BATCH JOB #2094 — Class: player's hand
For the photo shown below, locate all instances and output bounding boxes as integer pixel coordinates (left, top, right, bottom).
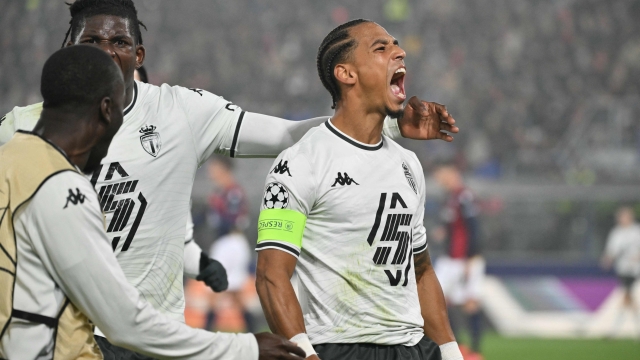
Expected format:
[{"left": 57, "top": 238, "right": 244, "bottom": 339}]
[
  {"left": 306, "top": 355, "right": 321, "bottom": 360},
  {"left": 398, "top": 97, "right": 458, "bottom": 142},
  {"left": 255, "top": 332, "right": 306, "bottom": 360},
  {"left": 196, "top": 253, "right": 228, "bottom": 292}
]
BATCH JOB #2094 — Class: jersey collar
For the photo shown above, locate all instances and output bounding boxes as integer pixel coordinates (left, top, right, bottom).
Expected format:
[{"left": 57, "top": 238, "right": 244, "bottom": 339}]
[
  {"left": 325, "top": 119, "right": 383, "bottom": 151},
  {"left": 123, "top": 81, "right": 138, "bottom": 116}
]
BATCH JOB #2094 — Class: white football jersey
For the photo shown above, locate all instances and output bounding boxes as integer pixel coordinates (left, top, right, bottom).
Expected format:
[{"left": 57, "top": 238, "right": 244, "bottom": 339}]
[
  {"left": 257, "top": 119, "right": 428, "bottom": 346},
  {"left": 3, "top": 81, "right": 243, "bottom": 321},
  {"left": 0, "top": 81, "right": 405, "bottom": 328}
]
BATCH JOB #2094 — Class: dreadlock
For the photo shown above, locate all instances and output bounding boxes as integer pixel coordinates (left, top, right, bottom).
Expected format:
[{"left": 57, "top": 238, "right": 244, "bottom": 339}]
[
  {"left": 61, "top": 0, "right": 147, "bottom": 48},
  {"left": 316, "top": 19, "right": 371, "bottom": 109}
]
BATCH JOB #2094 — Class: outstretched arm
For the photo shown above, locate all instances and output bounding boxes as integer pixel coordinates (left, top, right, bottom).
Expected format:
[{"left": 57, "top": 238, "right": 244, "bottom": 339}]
[
  {"left": 256, "top": 249, "right": 318, "bottom": 359},
  {"left": 229, "top": 97, "right": 458, "bottom": 158},
  {"left": 414, "top": 250, "right": 462, "bottom": 360}
]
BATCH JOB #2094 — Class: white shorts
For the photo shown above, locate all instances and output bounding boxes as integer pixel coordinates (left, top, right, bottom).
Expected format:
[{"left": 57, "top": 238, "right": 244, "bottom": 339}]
[
  {"left": 434, "top": 256, "right": 485, "bottom": 305},
  {"left": 210, "top": 233, "right": 251, "bottom": 292}
]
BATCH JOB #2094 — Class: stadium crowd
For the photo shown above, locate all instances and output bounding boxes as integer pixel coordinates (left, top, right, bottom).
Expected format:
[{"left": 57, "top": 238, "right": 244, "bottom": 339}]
[{"left": 2, "top": 0, "right": 639, "bottom": 182}]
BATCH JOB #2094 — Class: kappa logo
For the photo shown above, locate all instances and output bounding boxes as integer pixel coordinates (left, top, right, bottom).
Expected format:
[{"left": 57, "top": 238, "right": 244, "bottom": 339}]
[
  {"left": 63, "top": 188, "right": 87, "bottom": 209},
  {"left": 139, "top": 125, "right": 162, "bottom": 157},
  {"left": 331, "top": 172, "right": 359, "bottom": 187},
  {"left": 402, "top": 162, "right": 417, "bottom": 194},
  {"left": 188, "top": 88, "right": 203, "bottom": 96},
  {"left": 270, "top": 160, "right": 292, "bottom": 177}
]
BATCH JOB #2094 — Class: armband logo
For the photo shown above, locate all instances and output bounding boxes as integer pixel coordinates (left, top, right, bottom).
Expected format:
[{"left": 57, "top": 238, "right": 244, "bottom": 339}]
[
  {"left": 139, "top": 125, "right": 162, "bottom": 157},
  {"left": 263, "top": 182, "right": 289, "bottom": 209},
  {"left": 257, "top": 219, "right": 295, "bottom": 233}
]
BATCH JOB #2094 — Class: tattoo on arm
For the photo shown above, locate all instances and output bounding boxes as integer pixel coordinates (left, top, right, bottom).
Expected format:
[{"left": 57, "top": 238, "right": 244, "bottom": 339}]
[{"left": 414, "top": 251, "right": 432, "bottom": 283}]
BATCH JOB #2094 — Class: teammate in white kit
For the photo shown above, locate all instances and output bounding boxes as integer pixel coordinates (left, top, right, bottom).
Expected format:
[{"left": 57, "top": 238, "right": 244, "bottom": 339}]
[
  {"left": 0, "top": 1, "right": 458, "bottom": 357},
  {"left": 601, "top": 207, "right": 640, "bottom": 337},
  {"left": 256, "top": 20, "right": 462, "bottom": 360},
  {"left": 0, "top": 45, "right": 303, "bottom": 360}
]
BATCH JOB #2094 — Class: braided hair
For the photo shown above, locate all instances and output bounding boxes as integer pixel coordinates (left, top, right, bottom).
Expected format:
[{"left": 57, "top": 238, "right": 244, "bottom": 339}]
[
  {"left": 316, "top": 19, "right": 371, "bottom": 109},
  {"left": 61, "top": 0, "right": 147, "bottom": 48}
]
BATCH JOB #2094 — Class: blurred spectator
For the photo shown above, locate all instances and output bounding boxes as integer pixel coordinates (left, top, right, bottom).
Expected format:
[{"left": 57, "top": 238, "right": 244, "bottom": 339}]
[
  {"left": 3, "top": 0, "right": 639, "bottom": 183},
  {"left": 600, "top": 207, "right": 640, "bottom": 337},
  {"left": 433, "top": 164, "right": 485, "bottom": 359},
  {"left": 205, "top": 156, "right": 254, "bottom": 332}
]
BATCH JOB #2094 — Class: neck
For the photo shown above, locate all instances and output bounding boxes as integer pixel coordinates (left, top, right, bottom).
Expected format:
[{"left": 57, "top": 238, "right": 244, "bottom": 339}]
[
  {"left": 330, "top": 97, "right": 386, "bottom": 145},
  {"left": 124, "top": 79, "right": 135, "bottom": 106},
  {"left": 34, "top": 108, "right": 95, "bottom": 171}
]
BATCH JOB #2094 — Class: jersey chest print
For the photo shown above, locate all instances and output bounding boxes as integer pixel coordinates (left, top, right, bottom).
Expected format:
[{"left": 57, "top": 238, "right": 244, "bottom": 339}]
[
  {"left": 90, "top": 161, "right": 147, "bottom": 252},
  {"left": 367, "top": 192, "right": 414, "bottom": 287}
]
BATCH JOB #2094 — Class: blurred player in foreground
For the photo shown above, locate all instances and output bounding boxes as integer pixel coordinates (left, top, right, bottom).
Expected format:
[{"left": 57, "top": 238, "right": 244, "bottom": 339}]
[
  {"left": 601, "top": 206, "right": 640, "bottom": 337},
  {"left": 0, "top": 0, "right": 457, "bottom": 357},
  {"left": 256, "top": 19, "right": 461, "bottom": 360},
  {"left": 433, "top": 164, "right": 485, "bottom": 359},
  {"left": 0, "top": 45, "right": 304, "bottom": 360}
]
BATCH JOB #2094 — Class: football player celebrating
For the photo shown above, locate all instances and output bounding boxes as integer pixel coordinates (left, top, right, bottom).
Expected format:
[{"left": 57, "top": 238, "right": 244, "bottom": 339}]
[
  {"left": 255, "top": 20, "right": 462, "bottom": 360},
  {"left": 0, "top": 1, "right": 457, "bottom": 357},
  {"left": 0, "top": 45, "right": 303, "bottom": 360}
]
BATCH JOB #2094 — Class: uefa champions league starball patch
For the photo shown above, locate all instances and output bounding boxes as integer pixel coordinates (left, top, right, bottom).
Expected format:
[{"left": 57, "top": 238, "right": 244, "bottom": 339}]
[
  {"left": 139, "top": 125, "right": 162, "bottom": 157},
  {"left": 263, "top": 182, "right": 290, "bottom": 209}
]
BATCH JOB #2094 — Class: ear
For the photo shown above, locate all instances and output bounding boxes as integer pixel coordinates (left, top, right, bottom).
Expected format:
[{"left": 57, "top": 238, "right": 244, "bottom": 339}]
[
  {"left": 135, "top": 45, "right": 146, "bottom": 69},
  {"left": 334, "top": 64, "right": 357, "bottom": 86},
  {"left": 99, "top": 97, "right": 112, "bottom": 128}
]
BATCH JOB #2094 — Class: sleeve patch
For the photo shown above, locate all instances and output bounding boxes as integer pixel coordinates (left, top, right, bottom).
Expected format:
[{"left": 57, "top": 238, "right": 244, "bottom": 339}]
[
  {"left": 263, "top": 182, "right": 290, "bottom": 209},
  {"left": 257, "top": 209, "right": 307, "bottom": 249}
]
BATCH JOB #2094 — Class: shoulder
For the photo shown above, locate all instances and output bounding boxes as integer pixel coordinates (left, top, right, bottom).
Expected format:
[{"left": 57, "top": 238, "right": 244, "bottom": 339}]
[
  {"left": 29, "top": 171, "right": 97, "bottom": 214},
  {"left": 10, "top": 102, "right": 43, "bottom": 122},
  {"left": 386, "top": 138, "right": 425, "bottom": 179},
  {"left": 0, "top": 103, "right": 43, "bottom": 143},
  {"left": 280, "top": 123, "right": 326, "bottom": 160}
]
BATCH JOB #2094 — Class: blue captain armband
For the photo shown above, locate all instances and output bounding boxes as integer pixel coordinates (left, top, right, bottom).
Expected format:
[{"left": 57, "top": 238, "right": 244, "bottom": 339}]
[{"left": 256, "top": 209, "right": 307, "bottom": 257}]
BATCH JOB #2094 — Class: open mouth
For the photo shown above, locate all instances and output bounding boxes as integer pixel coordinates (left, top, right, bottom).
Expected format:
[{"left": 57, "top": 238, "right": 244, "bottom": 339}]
[{"left": 390, "top": 67, "right": 406, "bottom": 101}]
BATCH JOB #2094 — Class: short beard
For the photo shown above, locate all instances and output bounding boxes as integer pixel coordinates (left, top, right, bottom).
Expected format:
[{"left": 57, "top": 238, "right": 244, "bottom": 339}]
[{"left": 385, "top": 107, "right": 404, "bottom": 120}]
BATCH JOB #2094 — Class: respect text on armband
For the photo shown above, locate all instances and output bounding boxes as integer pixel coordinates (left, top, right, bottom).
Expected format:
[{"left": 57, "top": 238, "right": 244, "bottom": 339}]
[{"left": 258, "top": 219, "right": 295, "bottom": 233}]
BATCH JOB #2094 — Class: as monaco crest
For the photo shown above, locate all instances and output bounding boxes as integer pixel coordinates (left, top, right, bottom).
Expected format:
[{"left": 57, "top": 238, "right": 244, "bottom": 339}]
[{"left": 139, "top": 125, "right": 162, "bottom": 157}]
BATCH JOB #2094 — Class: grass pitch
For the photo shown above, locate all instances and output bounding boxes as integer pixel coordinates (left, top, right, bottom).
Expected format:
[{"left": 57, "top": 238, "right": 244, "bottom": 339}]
[{"left": 479, "top": 333, "right": 639, "bottom": 360}]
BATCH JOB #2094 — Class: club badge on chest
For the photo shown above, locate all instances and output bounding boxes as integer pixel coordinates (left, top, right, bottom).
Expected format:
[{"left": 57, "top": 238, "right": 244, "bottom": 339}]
[{"left": 139, "top": 125, "right": 162, "bottom": 157}]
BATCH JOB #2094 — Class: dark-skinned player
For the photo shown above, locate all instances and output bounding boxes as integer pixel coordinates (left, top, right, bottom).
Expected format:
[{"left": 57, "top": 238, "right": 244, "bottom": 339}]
[
  {"left": 0, "top": 1, "right": 458, "bottom": 358},
  {"left": 256, "top": 19, "right": 463, "bottom": 360},
  {"left": 0, "top": 45, "right": 304, "bottom": 360}
]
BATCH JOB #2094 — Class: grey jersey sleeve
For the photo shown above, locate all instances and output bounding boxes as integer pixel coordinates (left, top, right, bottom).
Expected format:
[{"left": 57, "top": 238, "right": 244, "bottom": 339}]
[
  {"left": 27, "top": 172, "right": 258, "bottom": 360},
  {"left": 228, "top": 112, "right": 401, "bottom": 158}
]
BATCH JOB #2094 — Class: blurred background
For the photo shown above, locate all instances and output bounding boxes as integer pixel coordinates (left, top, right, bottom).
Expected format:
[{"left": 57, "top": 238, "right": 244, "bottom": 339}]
[{"left": 2, "top": 0, "right": 639, "bottom": 358}]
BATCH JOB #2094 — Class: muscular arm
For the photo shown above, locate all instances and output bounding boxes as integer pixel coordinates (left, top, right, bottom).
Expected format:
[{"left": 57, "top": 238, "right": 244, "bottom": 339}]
[
  {"left": 256, "top": 249, "right": 305, "bottom": 337},
  {"left": 414, "top": 250, "right": 456, "bottom": 345}
]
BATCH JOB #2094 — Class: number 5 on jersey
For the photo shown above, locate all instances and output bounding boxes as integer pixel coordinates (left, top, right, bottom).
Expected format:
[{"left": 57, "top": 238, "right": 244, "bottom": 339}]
[{"left": 90, "top": 162, "right": 147, "bottom": 252}]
